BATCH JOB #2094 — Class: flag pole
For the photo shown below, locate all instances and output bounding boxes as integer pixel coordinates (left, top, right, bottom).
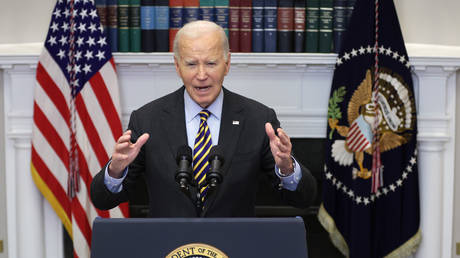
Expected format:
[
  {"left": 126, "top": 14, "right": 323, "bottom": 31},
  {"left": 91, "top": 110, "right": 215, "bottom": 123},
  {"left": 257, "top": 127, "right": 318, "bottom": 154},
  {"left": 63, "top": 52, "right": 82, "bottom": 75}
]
[{"left": 371, "top": 0, "right": 382, "bottom": 193}]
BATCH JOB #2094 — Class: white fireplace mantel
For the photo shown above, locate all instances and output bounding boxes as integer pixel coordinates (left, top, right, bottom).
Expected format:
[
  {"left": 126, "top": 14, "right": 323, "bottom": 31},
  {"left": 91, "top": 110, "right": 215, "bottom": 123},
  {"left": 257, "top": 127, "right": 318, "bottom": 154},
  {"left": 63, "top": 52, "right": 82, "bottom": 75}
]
[{"left": 1, "top": 43, "right": 459, "bottom": 258}]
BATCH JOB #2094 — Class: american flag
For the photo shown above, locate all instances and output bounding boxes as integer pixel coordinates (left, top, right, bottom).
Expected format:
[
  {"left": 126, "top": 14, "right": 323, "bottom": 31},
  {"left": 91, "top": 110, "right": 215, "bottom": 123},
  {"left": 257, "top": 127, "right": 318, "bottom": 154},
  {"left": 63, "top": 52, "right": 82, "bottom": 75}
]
[{"left": 31, "top": 0, "right": 129, "bottom": 257}]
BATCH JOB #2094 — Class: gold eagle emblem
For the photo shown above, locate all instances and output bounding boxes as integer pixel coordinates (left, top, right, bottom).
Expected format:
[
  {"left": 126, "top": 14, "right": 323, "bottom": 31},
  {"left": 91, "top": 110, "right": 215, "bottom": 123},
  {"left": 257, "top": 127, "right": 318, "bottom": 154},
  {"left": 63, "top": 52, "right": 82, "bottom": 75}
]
[{"left": 329, "top": 68, "right": 416, "bottom": 179}]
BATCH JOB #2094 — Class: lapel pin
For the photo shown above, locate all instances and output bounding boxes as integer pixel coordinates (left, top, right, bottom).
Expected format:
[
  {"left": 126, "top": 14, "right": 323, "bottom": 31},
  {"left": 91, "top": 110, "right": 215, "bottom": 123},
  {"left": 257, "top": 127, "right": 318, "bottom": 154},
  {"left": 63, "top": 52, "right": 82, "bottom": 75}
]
[{"left": 232, "top": 121, "right": 240, "bottom": 125}]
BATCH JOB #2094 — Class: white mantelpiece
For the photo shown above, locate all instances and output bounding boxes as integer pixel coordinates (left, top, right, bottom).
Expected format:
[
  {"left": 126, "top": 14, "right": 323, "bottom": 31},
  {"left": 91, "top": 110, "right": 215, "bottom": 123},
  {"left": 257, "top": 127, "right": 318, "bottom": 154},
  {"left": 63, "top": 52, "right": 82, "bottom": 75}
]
[{"left": 0, "top": 43, "right": 459, "bottom": 258}]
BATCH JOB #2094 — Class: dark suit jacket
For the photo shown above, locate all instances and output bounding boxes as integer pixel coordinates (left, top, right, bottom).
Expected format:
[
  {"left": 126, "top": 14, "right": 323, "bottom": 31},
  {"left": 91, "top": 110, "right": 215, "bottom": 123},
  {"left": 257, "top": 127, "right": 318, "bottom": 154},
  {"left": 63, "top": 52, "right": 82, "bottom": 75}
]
[{"left": 91, "top": 87, "right": 317, "bottom": 217}]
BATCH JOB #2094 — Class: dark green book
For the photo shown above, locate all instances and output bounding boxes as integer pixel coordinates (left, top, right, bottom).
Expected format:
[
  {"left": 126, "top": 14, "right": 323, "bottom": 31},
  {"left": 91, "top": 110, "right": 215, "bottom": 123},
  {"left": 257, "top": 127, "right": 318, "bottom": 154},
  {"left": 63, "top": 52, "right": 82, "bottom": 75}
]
[
  {"left": 118, "top": 0, "right": 130, "bottom": 52},
  {"left": 305, "top": 0, "right": 319, "bottom": 52},
  {"left": 129, "top": 0, "right": 141, "bottom": 52},
  {"left": 318, "top": 0, "right": 333, "bottom": 53}
]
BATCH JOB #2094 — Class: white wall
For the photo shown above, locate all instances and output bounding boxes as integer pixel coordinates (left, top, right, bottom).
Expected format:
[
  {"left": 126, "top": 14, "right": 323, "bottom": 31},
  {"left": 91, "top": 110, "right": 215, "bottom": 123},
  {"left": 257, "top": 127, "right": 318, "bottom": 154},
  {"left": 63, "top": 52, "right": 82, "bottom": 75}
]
[
  {"left": 0, "top": 0, "right": 55, "bottom": 44},
  {"left": 395, "top": 0, "right": 460, "bottom": 47},
  {"left": 0, "top": 0, "right": 460, "bottom": 257}
]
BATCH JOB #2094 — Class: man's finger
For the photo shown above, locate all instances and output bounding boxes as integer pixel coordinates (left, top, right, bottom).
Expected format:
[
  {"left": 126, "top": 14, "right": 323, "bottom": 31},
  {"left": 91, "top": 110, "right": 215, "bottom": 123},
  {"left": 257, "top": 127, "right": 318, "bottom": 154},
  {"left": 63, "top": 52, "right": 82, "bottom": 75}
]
[
  {"left": 265, "top": 122, "right": 277, "bottom": 141},
  {"left": 133, "top": 133, "right": 150, "bottom": 149},
  {"left": 117, "top": 130, "right": 132, "bottom": 143},
  {"left": 114, "top": 141, "right": 130, "bottom": 152},
  {"left": 277, "top": 128, "right": 291, "bottom": 145}
]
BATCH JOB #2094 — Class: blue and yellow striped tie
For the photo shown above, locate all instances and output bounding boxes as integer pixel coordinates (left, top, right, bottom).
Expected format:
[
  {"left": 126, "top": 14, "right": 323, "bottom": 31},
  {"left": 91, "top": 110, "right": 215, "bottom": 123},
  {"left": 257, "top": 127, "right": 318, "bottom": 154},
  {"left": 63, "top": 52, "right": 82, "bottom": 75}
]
[{"left": 193, "top": 110, "right": 212, "bottom": 202}]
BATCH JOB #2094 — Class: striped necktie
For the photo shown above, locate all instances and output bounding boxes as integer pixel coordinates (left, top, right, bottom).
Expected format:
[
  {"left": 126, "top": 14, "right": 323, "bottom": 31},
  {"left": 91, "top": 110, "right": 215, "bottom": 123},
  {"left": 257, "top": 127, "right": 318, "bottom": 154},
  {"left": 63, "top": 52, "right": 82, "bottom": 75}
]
[{"left": 193, "top": 110, "right": 212, "bottom": 202}]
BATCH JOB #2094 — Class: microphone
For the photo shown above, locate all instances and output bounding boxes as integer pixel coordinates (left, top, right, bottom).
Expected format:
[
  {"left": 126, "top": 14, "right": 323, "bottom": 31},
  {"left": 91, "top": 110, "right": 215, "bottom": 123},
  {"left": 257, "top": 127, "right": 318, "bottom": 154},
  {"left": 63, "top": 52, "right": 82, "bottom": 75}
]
[
  {"left": 175, "top": 145, "right": 193, "bottom": 192},
  {"left": 207, "top": 145, "right": 224, "bottom": 188}
]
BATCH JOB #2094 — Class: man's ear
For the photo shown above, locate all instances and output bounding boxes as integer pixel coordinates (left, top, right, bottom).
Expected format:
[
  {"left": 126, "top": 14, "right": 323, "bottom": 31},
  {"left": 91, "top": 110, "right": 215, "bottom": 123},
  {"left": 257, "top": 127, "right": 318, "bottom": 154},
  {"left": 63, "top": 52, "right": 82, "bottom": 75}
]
[
  {"left": 174, "top": 56, "right": 179, "bottom": 69},
  {"left": 173, "top": 56, "right": 181, "bottom": 75},
  {"left": 225, "top": 53, "right": 231, "bottom": 74}
]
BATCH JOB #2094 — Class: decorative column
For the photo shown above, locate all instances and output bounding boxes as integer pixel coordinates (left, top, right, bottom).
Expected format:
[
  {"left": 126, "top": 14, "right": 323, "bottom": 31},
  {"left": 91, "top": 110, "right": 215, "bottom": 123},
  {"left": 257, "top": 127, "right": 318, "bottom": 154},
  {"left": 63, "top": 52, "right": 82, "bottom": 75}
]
[
  {"left": 2, "top": 62, "right": 45, "bottom": 258},
  {"left": 417, "top": 141, "right": 445, "bottom": 258},
  {"left": 412, "top": 64, "right": 458, "bottom": 258},
  {"left": 14, "top": 137, "right": 44, "bottom": 258}
]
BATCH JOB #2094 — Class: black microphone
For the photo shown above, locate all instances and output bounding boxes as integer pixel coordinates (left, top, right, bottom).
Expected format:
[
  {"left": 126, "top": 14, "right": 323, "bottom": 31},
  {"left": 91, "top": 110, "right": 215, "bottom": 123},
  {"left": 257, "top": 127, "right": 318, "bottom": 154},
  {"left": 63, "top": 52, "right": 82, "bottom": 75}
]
[
  {"left": 175, "top": 145, "right": 193, "bottom": 192},
  {"left": 207, "top": 145, "right": 224, "bottom": 188}
]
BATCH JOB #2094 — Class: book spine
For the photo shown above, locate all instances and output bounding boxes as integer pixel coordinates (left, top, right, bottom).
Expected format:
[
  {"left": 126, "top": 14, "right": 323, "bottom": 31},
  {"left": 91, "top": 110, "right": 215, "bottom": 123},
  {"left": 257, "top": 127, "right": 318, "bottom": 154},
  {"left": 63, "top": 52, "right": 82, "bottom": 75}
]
[
  {"left": 333, "top": 0, "right": 347, "bottom": 53},
  {"left": 229, "top": 0, "right": 240, "bottom": 52},
  {"left": 155, "top": 0, "right": 169, "bottom": 52},
  {"left": 252, "top": 0, "right": 264, "bottom": 52},
  {"left": 200, "top": 0, "right": 215, "bottom": 22},
  {"left": 294, "top": 0, "right": 306, "bottom": 53},
  {"left": 129, "top": 0, "right": 141, "bottom": 52},
  {"left": 305, "top": 0, "right": 319, "bottom": 52},
  {"left": 141, "top": 0, "right": 155, "bottom": 52},
  {"left": 184, "top": 0, "right": 200, "bottom": 24},
  {"left": 215, "top": 0, "right": 229, "bottom": 37},
  {"left": 118, "top": 0, "right": 130, "bottom": 52},
  {"left": 95, "top": 0, "right": 108, "bottom": 33},
  {"left": 239, "top": 0, "right": 252, "bottom": 52},
  {"left": 277, "top": 0, "right": 294, "bottom": 53},
  {"left": 346, "top": 0, "right": 356, "bottom": 27},
  {"left": 264, "top": 0, "right": 277, "bottom": 52},
  {"left": 318, "top": 0, "right": 333, "bottom": 53},
  {"left": 107, "top": 0, "right": 118, "bottom": 52},
  {"left": 169, "top": 0, "right": 183, "bottom": 52}
]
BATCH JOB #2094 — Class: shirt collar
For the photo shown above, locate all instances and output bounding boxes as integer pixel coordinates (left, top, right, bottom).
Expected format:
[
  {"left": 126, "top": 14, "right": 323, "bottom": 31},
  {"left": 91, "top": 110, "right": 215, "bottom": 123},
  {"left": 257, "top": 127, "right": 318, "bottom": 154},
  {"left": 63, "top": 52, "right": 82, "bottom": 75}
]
[{"left": 184, "top": 88, "right": 223, "bottom": 123}]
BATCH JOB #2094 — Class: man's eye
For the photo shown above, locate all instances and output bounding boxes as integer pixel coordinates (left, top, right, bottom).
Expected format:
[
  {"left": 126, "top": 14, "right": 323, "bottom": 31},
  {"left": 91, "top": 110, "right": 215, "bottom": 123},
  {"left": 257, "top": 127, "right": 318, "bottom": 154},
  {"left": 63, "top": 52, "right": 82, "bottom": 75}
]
[
  {"left": 207, "top": 62, "right": 216, "bottom": 66},
  {"left": 186, "top": 63, "right": 196, "bottom": 67}
]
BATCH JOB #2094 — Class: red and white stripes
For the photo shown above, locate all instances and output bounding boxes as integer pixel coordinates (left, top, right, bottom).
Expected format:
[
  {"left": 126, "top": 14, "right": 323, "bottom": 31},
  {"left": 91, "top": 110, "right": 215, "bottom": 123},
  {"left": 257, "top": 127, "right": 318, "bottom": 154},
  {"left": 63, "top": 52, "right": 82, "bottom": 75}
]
[{"left": 32, "top": 48, "right": 129, "bottom": 258}]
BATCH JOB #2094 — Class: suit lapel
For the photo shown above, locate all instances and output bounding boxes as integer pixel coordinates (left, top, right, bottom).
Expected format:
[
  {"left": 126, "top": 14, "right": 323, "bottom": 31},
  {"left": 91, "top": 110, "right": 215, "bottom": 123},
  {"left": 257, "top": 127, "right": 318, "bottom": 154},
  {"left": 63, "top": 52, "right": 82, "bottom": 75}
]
[
  {"left": 160, "top": 87, "right": 188, "bottom": 162},
  {"left": 202, "top": 88, "right": 244, "bottom": 216},
  {"left": 218, "top": 88, "right": 244, "bottom": 178}
]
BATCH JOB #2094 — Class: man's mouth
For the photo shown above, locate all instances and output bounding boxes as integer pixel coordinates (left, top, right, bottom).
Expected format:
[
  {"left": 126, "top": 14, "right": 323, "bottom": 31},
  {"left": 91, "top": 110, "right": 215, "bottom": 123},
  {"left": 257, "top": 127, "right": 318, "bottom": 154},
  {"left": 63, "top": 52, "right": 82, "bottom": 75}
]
[{"left": 194, "top": 86, "right": 211, "bottom": 92}]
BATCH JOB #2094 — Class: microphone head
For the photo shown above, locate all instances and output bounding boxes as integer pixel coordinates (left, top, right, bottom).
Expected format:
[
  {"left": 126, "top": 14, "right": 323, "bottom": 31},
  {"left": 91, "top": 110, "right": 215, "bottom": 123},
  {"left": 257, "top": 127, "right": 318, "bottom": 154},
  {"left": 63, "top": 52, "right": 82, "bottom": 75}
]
[
  {"left": 209, "top": 145, "right": 224, "bottom": 164},
  {"left": 176, "top": 145, "right": 192, "bottom": 164}
]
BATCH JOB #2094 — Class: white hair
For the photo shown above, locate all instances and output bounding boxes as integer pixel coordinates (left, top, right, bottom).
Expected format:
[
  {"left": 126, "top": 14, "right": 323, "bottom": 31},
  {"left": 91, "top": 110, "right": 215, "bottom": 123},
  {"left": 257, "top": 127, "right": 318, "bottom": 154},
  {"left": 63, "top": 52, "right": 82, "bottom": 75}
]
[{"left": 173, "top": 20, "right": 229, "bottom": 62}]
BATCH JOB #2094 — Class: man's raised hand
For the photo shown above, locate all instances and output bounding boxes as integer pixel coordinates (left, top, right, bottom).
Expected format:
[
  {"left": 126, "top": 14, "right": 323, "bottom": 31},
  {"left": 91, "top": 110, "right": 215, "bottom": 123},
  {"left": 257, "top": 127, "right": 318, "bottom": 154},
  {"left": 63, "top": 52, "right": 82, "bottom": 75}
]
[{"left": 108, "top": 130, "right": 149, "bottom": 178}]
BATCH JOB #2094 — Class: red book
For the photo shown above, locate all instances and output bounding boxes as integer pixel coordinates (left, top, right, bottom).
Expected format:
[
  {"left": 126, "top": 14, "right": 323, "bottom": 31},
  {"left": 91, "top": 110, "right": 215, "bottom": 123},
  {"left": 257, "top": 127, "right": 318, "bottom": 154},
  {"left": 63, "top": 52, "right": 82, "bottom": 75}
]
[
  {"left": 229, "top": 0, "right": 240, "bottom": 52},
  {"left": 169, "top": 0, "right": 184, "bottom": 51},
  {"left": 239, "top": 0, "right": 252, "bottom": 52}
]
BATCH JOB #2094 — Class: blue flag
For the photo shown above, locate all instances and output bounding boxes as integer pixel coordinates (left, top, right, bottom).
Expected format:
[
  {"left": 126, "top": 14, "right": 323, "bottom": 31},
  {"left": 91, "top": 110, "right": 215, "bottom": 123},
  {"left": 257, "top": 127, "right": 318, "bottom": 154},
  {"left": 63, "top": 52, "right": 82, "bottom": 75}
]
[{"left": 318, "top": 0, "right": 421, "bottom": 257}]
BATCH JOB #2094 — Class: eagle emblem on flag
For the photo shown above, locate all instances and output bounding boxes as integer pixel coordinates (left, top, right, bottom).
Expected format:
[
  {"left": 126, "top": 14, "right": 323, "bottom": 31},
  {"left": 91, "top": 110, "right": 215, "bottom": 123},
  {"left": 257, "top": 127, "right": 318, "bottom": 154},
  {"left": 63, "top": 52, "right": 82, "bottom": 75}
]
[{"left": 328, "top": 68, "right": 416, "bottom": 182}]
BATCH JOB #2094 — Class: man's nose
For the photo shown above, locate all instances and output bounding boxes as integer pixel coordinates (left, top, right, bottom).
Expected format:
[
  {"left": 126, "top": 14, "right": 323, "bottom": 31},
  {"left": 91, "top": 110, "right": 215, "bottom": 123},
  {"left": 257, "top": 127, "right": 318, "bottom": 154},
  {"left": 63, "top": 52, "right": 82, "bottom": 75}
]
[{"left": 196, "top": 65, "right": 208, "bottom": 80}]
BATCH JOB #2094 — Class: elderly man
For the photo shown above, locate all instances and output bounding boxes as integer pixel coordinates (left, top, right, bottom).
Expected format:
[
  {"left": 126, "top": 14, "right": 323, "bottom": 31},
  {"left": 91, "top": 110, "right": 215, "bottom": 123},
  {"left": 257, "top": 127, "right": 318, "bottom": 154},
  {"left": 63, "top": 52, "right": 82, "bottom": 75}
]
[{"left": 90, "top": 20, "right": 317, "bottom": 217}]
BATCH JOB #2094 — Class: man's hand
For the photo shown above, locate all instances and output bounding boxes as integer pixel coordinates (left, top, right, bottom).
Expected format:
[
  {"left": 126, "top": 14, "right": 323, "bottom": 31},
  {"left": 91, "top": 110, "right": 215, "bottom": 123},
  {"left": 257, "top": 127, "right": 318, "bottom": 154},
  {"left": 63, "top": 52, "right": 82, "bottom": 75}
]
[
  {"left": 265, "top": 123, "right": 294, "bottom": 175},
  {"left": 108, "top": 130, "right": 150, "bottom": 178}
]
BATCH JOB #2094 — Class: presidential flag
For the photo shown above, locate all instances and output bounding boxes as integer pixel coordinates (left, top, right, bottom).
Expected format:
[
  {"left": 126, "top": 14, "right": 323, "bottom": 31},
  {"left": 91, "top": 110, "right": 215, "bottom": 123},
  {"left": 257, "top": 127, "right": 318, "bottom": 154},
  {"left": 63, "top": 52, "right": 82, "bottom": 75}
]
[
  {"left": 31, "top": 0, "right": 129, "bottom": 257},
  {"left": 318, "top": 0, "right": 421, "bottom": 257}
]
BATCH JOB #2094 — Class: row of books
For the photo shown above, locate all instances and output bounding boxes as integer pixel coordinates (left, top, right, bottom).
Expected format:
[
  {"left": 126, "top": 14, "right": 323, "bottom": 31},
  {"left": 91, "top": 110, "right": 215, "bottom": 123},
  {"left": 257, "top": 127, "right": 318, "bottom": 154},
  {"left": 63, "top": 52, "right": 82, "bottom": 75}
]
[{"left": 95, "top": 0, "right": 357, "bottom": 53}]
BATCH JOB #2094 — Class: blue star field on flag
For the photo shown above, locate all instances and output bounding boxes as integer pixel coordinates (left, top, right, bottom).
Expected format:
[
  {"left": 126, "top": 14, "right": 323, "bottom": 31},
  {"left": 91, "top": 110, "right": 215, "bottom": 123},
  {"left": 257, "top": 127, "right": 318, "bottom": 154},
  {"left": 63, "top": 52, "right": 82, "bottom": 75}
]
[{"left": 45, "top": 0, "right": 111, "bottom": 96}]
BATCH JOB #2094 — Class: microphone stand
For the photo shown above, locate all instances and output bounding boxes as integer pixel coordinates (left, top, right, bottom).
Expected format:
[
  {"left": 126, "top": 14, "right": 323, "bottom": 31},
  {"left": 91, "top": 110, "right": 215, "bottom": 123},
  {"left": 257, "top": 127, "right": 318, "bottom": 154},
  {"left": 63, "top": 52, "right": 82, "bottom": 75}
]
[{"left": 195, "top": 191, "right": 203, "bottom": 217}]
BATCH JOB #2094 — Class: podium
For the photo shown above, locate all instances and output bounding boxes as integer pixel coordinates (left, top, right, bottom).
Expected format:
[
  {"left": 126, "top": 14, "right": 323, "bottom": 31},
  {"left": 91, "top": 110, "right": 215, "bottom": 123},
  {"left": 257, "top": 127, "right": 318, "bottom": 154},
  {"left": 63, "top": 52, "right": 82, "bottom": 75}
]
[{"left": 91, "top": 217, "right": 308, "bottom": 258}]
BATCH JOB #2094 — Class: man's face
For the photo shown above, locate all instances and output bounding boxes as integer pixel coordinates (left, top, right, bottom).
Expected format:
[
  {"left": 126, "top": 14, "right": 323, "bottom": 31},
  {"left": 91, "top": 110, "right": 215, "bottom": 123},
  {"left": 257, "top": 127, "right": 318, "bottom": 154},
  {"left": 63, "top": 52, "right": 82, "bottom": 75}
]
[{"left": 174, "top": 31, "right": 230, "bottom": 108}]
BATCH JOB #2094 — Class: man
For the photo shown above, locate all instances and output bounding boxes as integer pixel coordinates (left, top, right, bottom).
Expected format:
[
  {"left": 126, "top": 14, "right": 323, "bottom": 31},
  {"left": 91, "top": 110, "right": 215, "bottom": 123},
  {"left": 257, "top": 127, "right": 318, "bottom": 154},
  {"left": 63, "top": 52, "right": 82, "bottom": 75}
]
[{"left": 90, "top": 20, "right": 317, "bottom": 217}]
